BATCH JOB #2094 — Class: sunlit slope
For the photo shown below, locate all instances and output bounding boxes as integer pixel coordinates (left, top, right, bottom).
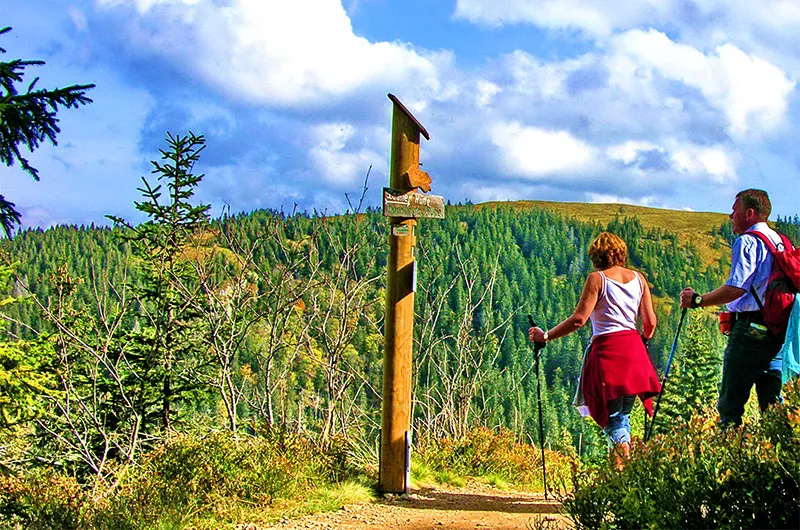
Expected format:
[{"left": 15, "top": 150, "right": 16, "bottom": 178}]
[{"left": 474, "top": 200, "right": 730, "bottom": 269}]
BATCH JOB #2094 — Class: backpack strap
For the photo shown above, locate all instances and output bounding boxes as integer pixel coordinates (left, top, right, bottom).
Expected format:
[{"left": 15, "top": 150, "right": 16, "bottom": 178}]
[
  {"left": 743, "top": 230, "right": 782, "bottom": 313},
  {"left": 744, "top": 230, "right": 781, "bottom": 255}
]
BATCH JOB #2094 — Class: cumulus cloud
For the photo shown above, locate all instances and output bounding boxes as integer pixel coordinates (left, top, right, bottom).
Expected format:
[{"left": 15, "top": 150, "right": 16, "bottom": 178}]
[
  {"left": 454, "top": 0, "right": 674, "bottom": 36},
  {"left": 586, "top": 193, "right": 659, "bottom": 207},
  {"left": 475, "top": 80, "right": 502, "bottom": 107},
  {"left": 454, "top": 1, "right": 800, "bottom": 44},
  {"left": 606, "top": 139, "right": 738, "bottom": 183},
  {"left": 308, "top": 123, "right": 384, "bottom": 187},
  {"left": 608, "top": 29, "right": 794, "bottom": 139},
  {"left": 490, "top": 122, "right": 597, "bottom": 177},
  {"left": 99, "top": 0, "right": 445, "bottom": 107}
]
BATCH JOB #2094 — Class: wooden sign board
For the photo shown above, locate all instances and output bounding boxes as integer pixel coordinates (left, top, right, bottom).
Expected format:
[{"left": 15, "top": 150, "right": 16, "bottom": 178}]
[{"left": 383, "top": 188, "right": 445, "bottom": 219}]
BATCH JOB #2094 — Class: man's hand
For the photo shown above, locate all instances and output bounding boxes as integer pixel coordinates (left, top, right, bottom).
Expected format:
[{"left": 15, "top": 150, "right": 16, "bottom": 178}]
[{"left": 680, "top": 288, "right": 699, "bottom": 309}]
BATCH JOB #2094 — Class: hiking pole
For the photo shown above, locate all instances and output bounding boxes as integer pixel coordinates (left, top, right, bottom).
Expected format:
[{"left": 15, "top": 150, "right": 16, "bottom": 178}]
[
  {"left": 645, "top": 307, "right": 688, "bottom": 442},
  {"left": 527, "top": 315, "right": 549, "bottom": 500}
]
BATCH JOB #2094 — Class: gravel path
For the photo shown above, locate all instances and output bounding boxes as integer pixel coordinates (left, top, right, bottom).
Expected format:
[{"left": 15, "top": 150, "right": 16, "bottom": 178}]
[{"left": 260, "top": 484, "right": 572, "bottom": 530}]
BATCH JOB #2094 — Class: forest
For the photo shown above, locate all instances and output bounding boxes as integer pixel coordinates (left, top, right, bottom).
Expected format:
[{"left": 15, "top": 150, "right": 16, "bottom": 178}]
[{"left": 0, "top": 133, "right": 798, "bottom": 528}]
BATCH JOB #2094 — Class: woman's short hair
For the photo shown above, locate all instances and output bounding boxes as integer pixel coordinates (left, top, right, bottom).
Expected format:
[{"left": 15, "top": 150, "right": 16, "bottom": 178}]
[{"left": 589, "top": 232, "right": 628, "bottom": 269}]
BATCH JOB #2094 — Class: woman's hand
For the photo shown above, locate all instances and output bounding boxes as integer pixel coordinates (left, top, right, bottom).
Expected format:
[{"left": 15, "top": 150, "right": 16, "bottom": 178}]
[{"left": 529, "top": 326, "right": 548, "bottom": 342}]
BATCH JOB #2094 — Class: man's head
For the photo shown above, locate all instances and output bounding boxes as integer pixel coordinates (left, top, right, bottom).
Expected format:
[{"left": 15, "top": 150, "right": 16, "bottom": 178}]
[
  {"left": 589, "top": 232, "right": 628, "bottom": 270},
  {"left": 731, "top": 189, "right": 771, "bottom": 234}
]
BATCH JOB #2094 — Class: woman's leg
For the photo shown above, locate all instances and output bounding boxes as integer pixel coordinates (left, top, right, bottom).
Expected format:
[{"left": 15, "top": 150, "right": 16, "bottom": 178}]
[{"left": 605, "top": 395, "right": 635, "bottom": 469}]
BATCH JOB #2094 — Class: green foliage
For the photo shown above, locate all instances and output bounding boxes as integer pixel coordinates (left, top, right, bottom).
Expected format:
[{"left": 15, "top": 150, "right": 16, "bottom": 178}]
[
  {"left": 108, "top": 132, "right": 212, "bottom": 432},
  {"left": 654, "top": 310, "right": 723, "bottom": 435},
  {"left": 0, "top": 338, "right": 56, "bottom": 430},
  {"left": 565, "top": 379, "right": 800, "bottom": 529},
  {"left": 0, "top": 431, "right": 341, "bottom": 529},
  {"left": 97, "top": 431, "right": 330, "bottom": 528},
  {"left": 0, "top": 27, "right": 94, "bottom": 236},
  {"left": 415, "top": 427, "right": 577, "bottom": 493},
  {"left": 0, "top": 199, "right": 727, "bottom": 464}
]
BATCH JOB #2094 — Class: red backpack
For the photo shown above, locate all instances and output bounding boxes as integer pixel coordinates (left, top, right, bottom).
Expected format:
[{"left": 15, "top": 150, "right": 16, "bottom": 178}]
[{"left": 744, "top": 230, "right": 800, "bottom": 337}]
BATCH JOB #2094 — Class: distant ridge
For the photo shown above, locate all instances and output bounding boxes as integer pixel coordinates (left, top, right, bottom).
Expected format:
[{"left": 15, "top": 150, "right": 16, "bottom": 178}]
[{"left": 472, "top": 200, "right": 730, "bottom": 268}]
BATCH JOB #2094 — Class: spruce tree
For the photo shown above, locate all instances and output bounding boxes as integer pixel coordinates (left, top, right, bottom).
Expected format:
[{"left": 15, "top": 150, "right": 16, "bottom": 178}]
[
  {"left": 657, "top": 311, "right": 722, "bottom": 431},
  {"left": 109, "top": 132, "right": 211, "bottom": 431},
  {"left": 0, "top": 27, "right": 94, "bottom": 236}
]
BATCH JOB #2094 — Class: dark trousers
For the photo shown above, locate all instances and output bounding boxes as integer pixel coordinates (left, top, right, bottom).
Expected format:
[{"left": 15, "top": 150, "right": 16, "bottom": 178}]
[{"left": 718, "top": 314, "right": 783, "bottom": 426}]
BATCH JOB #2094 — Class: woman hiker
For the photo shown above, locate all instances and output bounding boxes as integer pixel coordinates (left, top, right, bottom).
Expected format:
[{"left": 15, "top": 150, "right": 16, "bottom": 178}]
[{"left": 529, "top": 231, "right": 661, "bottom": 468}]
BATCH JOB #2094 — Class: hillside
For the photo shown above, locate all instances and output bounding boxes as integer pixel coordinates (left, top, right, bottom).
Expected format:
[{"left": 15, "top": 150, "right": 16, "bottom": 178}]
[{"left": 476, "top": 200, "right": 730, "bottom": 268}]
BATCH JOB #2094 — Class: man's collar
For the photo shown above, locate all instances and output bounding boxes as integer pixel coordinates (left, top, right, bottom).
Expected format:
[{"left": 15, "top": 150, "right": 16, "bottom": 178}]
[{"left": 745, "top": 221, "right": 768, "bottom": 232}]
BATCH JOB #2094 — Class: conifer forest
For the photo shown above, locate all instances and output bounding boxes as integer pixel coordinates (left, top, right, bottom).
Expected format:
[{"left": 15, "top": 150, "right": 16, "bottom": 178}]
[{"left": 0, "top": 134, "right": 799, "bottom": 528}]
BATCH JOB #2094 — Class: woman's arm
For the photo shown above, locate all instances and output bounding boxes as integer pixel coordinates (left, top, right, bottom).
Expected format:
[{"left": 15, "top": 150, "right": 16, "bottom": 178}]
[
  {"left": 529, "top": 272, "right": 602, "bottom": 342},
  {"left": 638, "top": 271, "right": 657, "bottom": 340}
]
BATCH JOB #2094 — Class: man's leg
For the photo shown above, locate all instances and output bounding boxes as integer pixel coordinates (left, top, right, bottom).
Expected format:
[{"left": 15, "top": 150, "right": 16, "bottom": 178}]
[
  {"left": 718, "top": 322, "right": 759, "bottom": 427},
  {"left": 755, "top": 369, "right": 782, "bottom": 412},
  {"left": 719, "top": 319, "right": 783, "bottom": 425}
]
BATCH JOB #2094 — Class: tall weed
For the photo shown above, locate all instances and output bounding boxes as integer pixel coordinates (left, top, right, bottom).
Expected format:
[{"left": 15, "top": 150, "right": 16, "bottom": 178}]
[{"left": 0, "top": 431, "right": 336, "bottom": 529}]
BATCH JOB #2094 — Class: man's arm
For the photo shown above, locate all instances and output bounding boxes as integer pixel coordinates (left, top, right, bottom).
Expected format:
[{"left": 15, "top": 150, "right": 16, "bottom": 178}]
[{"left": 680, "top": 285, "right": 745, "bottom": 309}]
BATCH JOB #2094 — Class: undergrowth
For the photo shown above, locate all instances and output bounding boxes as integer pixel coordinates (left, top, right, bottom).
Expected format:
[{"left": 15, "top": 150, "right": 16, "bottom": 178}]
[
  {"left": 415, "top": 426, "right": 578, "bottom": 494},
  {"left": 0, "top": 430, "right": 366, "bottom": 529},
  {"left": 565, "top": 379, "right": 800, "bottom": 529}
]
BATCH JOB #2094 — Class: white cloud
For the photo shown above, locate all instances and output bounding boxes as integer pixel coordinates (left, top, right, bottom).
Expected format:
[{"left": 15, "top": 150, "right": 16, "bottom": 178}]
[
  {"left": 453, "top": 1, "right": 800, "bottom": 44},
  {"left": 308, "top": 123, "right": 383, "bottom": 187},
  {"left": 606, "top": 138, "right": 738, "bottom": 183},
  {"left": 606, "top": 141, "right": 659, "bottom": 165},
  {"left": 68, "top": 7, "right": 89, "bottom": 31},
  {"left": 608, "top": 29, "right": 794, "bottom": 139},
  {"left": 490, "top": 122, "right": 596, "bottom": 177},
  {"left": 586, "top": 193, "right": 658, "bottom": 207},
  {"left": 717, "top": 44, "right": 795, "bottom": 137},
  {"left": 669, "top": 143, "right": 737, "bottom": 183},
  {"left": 475, "top": 80, "right": 501, "bottom": 107},
  {"left": 454, "top": 0, "right": 674, "bottom": 36},
  {"left": 101, "top": 0, "right": 445, "bottom": 107},
  {"left": 98, "top": 0, "right": 200, "bottom": 12}
]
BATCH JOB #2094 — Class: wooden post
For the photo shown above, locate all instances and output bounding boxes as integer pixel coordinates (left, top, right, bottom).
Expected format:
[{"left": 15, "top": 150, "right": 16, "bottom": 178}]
[{"left": 380, "top": 94, "right": 429, "bottom": 494}]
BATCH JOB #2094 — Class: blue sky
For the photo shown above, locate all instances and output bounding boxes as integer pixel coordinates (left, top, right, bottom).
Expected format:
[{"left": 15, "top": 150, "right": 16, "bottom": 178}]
[{"left": 2, "top": 0, "right": 800, "bottom": 230}]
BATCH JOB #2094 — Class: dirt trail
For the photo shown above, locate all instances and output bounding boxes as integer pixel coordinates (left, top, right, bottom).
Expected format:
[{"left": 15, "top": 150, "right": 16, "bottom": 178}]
[{"left": 262, "top": 484, "right": 571, "bottom": 530}]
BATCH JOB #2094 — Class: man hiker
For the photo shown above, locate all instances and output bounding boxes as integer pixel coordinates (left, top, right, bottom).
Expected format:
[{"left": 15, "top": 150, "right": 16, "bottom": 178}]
[{"left": 680, "top": 189, "right": 784, "bottom": 427}]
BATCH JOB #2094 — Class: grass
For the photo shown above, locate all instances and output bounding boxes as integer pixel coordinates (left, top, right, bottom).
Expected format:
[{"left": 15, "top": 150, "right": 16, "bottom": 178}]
[
  {"left": 302, "top": 480, "right": 376, "bottom": 513},
  {"left": 410, "top": 460, "right": 468, "bottom": 489}
]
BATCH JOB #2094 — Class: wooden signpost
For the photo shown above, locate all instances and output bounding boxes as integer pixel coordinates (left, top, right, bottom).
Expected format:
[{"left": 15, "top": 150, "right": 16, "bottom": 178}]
[{"left": 380, "top": 94, "right": 443, "bottom": 494}]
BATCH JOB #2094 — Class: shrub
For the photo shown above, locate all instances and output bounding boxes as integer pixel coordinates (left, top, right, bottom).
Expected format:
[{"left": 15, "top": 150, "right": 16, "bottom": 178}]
[
  {"left": 564, "top": 379, "right": 800, "bottom": 529},
  {"left": 97, "top": 430, "right": 332, "bottom": 528},
  {"left": 415, "top": 426, "right": 577, "bottom": 493},
  {"left": 0, "top": 469, "right": 90, "bottom": 529}
]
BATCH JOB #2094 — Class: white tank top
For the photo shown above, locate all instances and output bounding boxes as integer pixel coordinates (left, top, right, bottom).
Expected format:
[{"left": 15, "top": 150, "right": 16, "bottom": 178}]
[{"left": 591, "top": 270, "right": 643, "bottom": 337}]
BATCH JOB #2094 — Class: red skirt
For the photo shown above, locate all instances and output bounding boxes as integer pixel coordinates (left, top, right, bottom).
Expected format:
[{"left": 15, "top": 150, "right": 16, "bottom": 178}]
[{"left": 580, "top": 329, "right": 662, "bottom": 428}]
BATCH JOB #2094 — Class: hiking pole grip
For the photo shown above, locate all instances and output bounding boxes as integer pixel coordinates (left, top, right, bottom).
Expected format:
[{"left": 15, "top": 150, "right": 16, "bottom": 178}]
[{"left": 527, "top": 315, "right": 547, "bottom": 354}]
